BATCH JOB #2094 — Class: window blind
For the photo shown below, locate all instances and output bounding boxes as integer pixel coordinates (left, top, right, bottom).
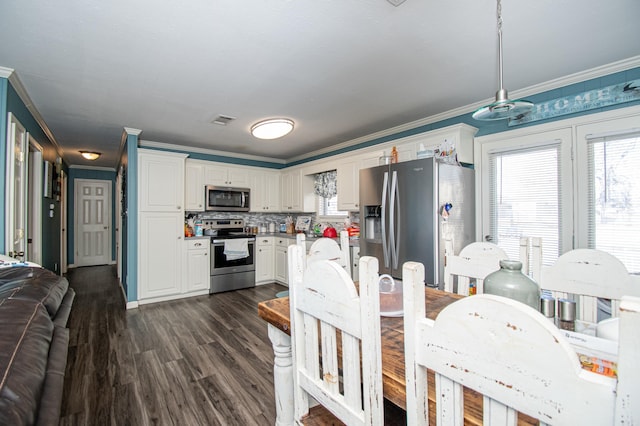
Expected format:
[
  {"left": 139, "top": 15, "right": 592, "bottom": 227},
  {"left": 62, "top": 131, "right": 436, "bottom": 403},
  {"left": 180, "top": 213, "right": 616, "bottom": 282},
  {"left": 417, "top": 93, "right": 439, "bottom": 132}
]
[
  {"left": 488, "top": 141, "right": 562, "bottom": 268},
  {"left": 586, "top": 131, "right": 640, "bottom": 273}
]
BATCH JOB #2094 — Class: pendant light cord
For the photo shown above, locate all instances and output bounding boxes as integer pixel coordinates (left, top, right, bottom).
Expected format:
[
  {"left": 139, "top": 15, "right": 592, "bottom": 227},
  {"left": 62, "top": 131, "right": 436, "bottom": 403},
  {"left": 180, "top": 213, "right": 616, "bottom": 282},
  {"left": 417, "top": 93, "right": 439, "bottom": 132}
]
[{"left": 497, "top": 0, "right": 504, "bottom": 93}]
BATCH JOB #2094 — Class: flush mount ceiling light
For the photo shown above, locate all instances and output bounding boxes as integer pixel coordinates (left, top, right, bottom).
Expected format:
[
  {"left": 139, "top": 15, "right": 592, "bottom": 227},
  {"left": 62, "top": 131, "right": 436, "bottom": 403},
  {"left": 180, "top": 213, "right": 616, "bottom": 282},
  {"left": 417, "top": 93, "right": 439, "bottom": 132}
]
[
  {"left": 473, "top": 0, "right": 533, "bottom": 121},
  {"left": 80, "top": 151, "right": 101, "bottom": 160},
  {"left": 250, "top": 118, "right": 294, "bottom": 140}
]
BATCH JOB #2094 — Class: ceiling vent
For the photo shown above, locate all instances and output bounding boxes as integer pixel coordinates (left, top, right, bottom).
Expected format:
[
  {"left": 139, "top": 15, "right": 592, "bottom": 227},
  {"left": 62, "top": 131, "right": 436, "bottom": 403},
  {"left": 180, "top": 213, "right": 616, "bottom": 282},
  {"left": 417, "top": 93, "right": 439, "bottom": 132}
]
[{"left": 211, "top": 115, "right": 236, "bottom": 126}]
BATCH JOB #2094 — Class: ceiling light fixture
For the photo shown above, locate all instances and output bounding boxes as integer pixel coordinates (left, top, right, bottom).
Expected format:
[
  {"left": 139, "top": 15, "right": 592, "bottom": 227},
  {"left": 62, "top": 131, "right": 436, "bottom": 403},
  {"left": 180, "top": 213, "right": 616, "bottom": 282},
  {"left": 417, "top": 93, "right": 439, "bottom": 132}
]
[
  {"left": 80, "top": 151, "right": 101, "bottom": 160},
  {"left": 472, "top": 0, "right": 533, "bottom": 121},
  {"left": 250, "top": 118, "right": 294, "bottom": 140}
]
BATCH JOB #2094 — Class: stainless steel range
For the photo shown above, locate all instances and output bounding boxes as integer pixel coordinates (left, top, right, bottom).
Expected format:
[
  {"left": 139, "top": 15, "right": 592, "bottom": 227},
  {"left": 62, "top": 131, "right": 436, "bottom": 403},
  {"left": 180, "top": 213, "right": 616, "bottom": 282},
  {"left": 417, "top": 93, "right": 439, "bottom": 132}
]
[{"left": 206, "top": 219, "right": 256, "bottom": 294}]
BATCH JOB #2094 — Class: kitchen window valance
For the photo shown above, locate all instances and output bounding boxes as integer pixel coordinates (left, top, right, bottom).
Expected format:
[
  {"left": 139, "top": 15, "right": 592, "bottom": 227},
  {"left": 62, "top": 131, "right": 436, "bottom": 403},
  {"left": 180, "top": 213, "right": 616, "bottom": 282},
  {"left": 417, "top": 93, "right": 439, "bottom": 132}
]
[{"left": 314, "top": 170, "right": 337, "bottom": 198}]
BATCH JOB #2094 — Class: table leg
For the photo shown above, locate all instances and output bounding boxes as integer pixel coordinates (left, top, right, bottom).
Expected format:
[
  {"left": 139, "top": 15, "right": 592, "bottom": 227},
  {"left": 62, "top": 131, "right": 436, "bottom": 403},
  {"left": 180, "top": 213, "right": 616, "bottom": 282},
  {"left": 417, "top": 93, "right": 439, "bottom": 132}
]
[{"left": 267, "top": 324, "right": 294, "bottom": 426}]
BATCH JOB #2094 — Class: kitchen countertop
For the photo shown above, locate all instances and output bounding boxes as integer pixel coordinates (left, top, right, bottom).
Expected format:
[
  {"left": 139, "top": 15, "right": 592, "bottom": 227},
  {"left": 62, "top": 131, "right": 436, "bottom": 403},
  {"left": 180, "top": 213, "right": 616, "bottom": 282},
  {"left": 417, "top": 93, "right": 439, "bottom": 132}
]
[{"left": 256, "top": 232, "right": 360, "bottom": 247}]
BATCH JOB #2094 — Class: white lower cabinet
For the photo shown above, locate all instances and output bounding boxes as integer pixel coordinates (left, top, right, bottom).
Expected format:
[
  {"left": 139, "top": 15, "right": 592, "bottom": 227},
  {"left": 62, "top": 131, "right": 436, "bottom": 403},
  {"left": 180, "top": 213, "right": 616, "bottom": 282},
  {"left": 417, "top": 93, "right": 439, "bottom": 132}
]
[
  {"left": 185, "top": 238, "right": 210, "bottom": 292},
  {"left": 138, "top": 212, "right": 184, "bottom": 300},
  {"left": 256, "top": 237, "right": 275, "bottom": 284},
  {"left": 274, "top": 238, "right": 289, "bottom": 285}
]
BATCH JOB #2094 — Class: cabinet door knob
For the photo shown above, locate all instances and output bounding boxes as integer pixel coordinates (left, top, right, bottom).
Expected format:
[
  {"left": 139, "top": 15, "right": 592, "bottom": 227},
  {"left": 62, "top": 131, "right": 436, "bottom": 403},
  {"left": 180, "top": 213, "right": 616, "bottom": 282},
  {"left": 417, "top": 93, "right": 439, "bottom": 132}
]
[{"left": 177, "top": 206, "right": 181, "bottom": 210}]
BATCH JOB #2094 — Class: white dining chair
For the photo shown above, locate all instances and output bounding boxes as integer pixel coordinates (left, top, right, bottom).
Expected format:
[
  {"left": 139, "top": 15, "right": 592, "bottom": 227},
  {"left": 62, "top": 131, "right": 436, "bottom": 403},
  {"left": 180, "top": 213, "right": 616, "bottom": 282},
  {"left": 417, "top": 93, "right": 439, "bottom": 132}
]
[
  {"left": 443, "top": 240, "right": 508, "bottom": 295},
  {"left": 403, "top": 260, "right": 640, "bottom": 425},
  {"left": 539, "top": 248, "right": 640, "bottom": 323},
  {"left": 288, "top": 244, "right": 383, "bottom": 425},
  {"left": 307, "top": 230, "right": 351, "bottom": 278},
  {"left": 519, "top": 236, "right": 543, "bottom": 282}
]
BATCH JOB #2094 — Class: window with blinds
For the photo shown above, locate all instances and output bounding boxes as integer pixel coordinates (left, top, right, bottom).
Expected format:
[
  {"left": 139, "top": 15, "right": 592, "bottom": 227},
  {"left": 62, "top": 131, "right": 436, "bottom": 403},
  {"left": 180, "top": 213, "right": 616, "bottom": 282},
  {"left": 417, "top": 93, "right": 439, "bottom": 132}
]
[
  {"left": 586, "top": 132, "right": 640, "bottom": 274},
  {"left": 488, "top": 142, "right": 563, "bottom": 268},
  {"left": 317, "top": 194, "right": 347, "bottom": 218}
]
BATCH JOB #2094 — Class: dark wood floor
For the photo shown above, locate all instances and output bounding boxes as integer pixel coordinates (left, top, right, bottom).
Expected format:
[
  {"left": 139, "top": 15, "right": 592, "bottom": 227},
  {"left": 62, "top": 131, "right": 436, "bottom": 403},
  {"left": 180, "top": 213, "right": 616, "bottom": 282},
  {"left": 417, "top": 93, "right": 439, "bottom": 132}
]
[{"left": 60, "top": 265, "right": 284, "bottom": 426}]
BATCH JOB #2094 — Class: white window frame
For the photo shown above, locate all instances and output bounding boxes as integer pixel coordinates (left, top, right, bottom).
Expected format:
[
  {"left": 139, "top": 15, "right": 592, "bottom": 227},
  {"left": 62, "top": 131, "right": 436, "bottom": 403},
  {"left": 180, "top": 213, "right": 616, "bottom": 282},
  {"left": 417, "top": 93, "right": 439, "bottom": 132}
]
[
  {"left": 475, "top": 105, "right": 640, "bottom": 263},
  {"left": 575, "top": 113, "right": 640, "bottom": 250},
  {"left": 476, "top": 127, "right": 574, "bottom": 259}
]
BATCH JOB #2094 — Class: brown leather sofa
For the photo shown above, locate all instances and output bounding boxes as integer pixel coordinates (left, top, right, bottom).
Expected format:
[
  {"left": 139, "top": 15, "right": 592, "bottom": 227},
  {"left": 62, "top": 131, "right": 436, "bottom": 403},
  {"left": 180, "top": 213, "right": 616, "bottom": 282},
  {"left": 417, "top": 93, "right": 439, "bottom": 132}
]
[{"left": 0, "top": 266, "right": 75, "bottom": 426}]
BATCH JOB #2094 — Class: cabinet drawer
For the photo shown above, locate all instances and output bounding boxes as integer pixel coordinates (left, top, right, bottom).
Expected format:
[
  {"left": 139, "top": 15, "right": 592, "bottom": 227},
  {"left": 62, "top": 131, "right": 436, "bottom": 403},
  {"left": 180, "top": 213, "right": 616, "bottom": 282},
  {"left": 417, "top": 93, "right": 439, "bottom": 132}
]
[
  {"left": 186, "top": 239, "right": 209, "bottom": 250},
  {"left": 257, "top": 237, "right": 274, "bottom": 247},
  {"left": 275, "top": 238, "right": 293, "bottom": 248}
]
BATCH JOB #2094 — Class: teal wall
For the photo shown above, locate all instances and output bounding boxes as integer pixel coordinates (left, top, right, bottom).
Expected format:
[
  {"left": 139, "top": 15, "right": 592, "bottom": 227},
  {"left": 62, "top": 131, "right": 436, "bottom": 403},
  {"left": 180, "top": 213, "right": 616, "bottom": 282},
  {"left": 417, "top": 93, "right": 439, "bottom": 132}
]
[
  {"left": 67, "top": 168, "right": 117, "bottom": 265},
  {"left": 1, "top": 76, "right": 63, "bottom": 272},
  {"left": 125, "top": 132, "right": 138, "bottom": 303}
]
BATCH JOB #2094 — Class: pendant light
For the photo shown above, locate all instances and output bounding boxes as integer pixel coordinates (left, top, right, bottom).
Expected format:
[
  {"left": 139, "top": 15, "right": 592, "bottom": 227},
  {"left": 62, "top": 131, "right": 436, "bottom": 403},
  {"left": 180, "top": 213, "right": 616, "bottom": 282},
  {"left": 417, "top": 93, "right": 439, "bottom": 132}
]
[{"left": 473, "top": 0, "right": 533, "bottom": 121}]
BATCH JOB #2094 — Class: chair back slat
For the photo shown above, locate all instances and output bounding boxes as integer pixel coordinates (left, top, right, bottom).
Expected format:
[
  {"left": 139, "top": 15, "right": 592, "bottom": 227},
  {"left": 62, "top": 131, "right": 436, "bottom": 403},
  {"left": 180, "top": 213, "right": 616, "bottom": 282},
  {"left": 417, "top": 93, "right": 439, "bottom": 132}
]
[{"left": 483, "top": 396, "right": 517, "bottom": 426}]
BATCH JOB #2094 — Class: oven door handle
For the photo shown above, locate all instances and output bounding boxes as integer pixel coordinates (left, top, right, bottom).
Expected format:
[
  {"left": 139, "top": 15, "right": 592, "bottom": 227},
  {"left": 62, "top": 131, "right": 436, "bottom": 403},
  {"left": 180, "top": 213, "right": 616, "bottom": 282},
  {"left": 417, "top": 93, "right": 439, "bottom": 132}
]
[{"left": 212, "top": 238, "right": 256, "bottom": 245}]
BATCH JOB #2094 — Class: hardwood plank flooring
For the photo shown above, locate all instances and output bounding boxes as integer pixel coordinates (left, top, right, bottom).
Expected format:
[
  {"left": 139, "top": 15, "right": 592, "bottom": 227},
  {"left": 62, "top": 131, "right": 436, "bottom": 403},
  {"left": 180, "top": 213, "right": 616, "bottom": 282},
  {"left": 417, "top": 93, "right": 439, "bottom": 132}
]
[{"left": 60, "top": 265, "right": 283, "bottom": 426}]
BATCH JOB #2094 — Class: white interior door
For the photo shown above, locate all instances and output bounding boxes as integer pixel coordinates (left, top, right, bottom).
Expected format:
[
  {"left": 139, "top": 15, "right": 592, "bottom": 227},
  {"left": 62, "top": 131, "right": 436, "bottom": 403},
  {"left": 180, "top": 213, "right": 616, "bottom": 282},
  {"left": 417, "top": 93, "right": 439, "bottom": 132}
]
[
  {"left": 75, "top": 179, "right": 111, "bottom": 266},
  {"left": 5, "top": 113, "right": 27, "bottom": 260}
]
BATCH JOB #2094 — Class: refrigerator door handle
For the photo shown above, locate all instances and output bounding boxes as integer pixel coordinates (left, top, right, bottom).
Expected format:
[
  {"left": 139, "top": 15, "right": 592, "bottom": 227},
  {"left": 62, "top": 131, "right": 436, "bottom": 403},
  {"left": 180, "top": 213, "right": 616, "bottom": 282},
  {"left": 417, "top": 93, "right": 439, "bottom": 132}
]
[
  {"left": 389, "top": 170, "right": 399, "bottom": 269},
  {"left": 391, "top": 170, "right": 400, "bottom": 269},
  {"left": 381, "top": 171, "right": 390, "bottom": 268}
]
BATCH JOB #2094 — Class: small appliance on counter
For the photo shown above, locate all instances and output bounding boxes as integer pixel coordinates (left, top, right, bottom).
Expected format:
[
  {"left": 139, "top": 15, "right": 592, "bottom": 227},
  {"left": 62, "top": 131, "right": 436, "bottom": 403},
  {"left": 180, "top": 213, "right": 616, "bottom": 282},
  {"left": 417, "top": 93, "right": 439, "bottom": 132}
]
[{"left": 323, "top": 226, "right": 338, "bottom": 238}]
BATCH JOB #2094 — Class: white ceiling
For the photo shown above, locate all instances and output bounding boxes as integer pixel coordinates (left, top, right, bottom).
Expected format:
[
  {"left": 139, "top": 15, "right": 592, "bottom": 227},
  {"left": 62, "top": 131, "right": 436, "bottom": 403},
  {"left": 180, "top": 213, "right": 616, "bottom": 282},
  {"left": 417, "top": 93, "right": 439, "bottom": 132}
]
[{"left": 1, "top": 0, "right": 639, "bottom": 168}]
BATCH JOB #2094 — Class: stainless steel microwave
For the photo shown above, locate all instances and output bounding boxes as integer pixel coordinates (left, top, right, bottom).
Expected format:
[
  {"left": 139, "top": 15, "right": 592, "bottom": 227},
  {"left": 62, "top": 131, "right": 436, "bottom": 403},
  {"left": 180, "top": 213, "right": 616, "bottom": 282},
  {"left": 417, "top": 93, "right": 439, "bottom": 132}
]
[{"left": 205, "top": 185, "right": 251, "bottom": 212}]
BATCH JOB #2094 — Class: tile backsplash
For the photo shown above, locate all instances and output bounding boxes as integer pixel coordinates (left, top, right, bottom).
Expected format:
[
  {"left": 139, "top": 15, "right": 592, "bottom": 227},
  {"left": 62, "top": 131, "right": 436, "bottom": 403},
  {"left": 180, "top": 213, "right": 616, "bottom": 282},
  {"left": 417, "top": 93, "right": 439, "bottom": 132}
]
[{"left": 186, "top": 211, "right": 360, "bottom": 232}]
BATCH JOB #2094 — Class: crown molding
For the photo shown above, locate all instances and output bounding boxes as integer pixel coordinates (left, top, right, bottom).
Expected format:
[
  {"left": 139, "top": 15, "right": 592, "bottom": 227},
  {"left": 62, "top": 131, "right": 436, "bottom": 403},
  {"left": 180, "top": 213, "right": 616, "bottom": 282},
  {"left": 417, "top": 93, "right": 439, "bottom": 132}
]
[
  {"left": 0, "top": 66, "right": 13, "bottom": 78},
  {"left": 123, "top": 127, "right": 142, "bottom": 136},
  {"left": 69, "top": 165, "right": 116, "bottom": 172},
  {"left": 2, "top": 68, "right": 64, "bottom": 159},
  {"left": 287, "top": 56, "right": 640, "bottom": 163},
  {"left": 138, "top": 139, "right": 287, "bottom": 164}
]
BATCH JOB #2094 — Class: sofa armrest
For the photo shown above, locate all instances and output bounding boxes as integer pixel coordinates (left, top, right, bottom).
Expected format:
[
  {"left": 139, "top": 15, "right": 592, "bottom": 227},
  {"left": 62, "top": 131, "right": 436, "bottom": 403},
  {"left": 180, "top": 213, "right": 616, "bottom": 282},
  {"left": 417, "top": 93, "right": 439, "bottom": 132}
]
[
  {"left": 53, "top": 288, "right": 75, "bottom": 327},
  {"left": 36, "top": 326, "right": 69, "bottom": 426}
]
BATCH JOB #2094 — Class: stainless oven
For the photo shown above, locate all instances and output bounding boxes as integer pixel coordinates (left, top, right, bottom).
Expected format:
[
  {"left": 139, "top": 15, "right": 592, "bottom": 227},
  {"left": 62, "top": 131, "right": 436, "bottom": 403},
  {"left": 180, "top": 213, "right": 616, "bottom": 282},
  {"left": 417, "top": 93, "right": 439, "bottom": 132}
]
[{"left": 207, "top": 219, "right": 256, "bottom": 293}]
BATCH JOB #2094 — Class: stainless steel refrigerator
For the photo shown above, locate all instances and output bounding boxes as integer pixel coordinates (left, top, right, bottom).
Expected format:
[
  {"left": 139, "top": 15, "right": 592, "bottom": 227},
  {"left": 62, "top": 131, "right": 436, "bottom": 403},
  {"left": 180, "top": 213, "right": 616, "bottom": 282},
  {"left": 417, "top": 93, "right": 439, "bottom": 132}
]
[{"left": 359, "top": 157, "right": 475, "bottom": 287}]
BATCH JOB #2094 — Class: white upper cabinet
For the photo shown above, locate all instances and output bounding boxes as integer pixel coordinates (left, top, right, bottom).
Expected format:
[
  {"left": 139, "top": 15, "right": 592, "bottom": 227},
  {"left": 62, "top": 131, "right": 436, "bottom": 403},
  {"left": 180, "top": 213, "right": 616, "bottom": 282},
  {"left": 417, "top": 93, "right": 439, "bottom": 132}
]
[
  {"left": 185, "top": 160, "right": 205, "bottom": 211},
  {"left": 336, "top": 159, "right": 360, "bottom": 211},
  {"left": 281, "top": 169, "right": 315, "bottom": 212},
  {"left": 204, "top": 164, "right": 250, "bottom": 187},
  {"left": 280, "top": 169, "right": 299, "bottom": 211},
  {"left": 251, "top": 169, "right": 281, "bottom": 212},
  {"left": 138, "top": 149, "right": 188, "bottom": 212}
]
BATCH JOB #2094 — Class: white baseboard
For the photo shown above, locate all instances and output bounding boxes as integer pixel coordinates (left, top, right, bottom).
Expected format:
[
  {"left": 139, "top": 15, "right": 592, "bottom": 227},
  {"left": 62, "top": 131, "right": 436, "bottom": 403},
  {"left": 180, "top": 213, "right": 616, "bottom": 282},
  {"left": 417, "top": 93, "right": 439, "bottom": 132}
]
[
  {"left": 137, "top": 289, "right": 210, "bottom": 306},
  {"left": 126, "top": 301, "right": 139, "bottom": 309}
]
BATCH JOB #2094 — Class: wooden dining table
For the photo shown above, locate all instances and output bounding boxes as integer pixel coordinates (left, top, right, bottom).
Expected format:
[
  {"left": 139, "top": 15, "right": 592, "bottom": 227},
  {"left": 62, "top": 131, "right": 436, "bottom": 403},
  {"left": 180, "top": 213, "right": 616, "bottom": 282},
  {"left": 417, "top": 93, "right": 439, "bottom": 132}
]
[
  {"left": 259, "top": 287, "right": 453, "bottom": 424},
  {"left": 258, "top": 287, "right": 539, "bottom": 425}
]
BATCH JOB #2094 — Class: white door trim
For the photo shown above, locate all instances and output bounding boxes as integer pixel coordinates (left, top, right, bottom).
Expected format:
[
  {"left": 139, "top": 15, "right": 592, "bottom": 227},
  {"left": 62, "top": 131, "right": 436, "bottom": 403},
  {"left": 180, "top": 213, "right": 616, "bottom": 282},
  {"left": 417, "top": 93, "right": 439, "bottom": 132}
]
[
  {"left": 5, "top": 112, "right": 27, "bottom": 259},
  {"left": 27, "top": 134, "right": 43, "bottom": 265},
  {"left": 60, "top": 169, "right": 67, "bottom": 273}
]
